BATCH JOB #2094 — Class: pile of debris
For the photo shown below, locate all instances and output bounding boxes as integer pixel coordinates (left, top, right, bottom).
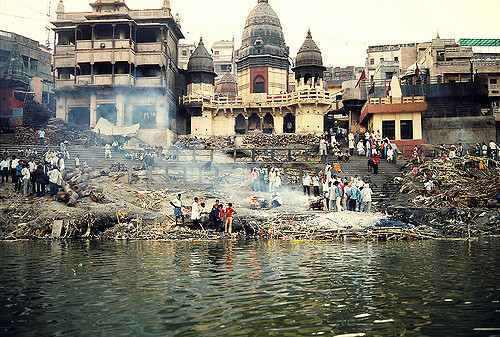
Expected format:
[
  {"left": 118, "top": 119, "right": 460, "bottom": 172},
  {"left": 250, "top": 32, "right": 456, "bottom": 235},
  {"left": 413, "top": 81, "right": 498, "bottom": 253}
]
[
  {"left": 242, "top": 133, "right": 320, "bottom": 148},
  {"left": 398, "top": 156, "right": 500, "bottom": 209},
  {"left": 172, "top": 136, "right": 235, "bottom": 150},
  {"left": 14, "top": 118, "right": 100, "bottom": 147}
]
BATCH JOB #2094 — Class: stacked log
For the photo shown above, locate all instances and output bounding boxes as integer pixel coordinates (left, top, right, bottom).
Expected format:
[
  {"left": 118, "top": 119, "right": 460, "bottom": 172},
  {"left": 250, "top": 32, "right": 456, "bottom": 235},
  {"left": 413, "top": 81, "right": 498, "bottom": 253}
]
[
  {"left": 242, "top": 134, "right": 320, "bottom": 148},
  {"left": 14, "top": 118, "right": 100, "bottom": 147},
  {"left": 172, "top": 136, "right": 235, "bottom": 150}
]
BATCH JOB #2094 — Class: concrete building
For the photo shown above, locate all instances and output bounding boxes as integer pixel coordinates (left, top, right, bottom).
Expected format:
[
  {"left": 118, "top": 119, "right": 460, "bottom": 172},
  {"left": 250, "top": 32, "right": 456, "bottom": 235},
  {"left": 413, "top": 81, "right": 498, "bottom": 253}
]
[
  {"left": 178, "top": 43, "right": 196, "bottom": 70},
  {"left": 0, "top": 30, "right": 53, "bottom": 104},
  {"left": 51, "top": 0, "right": 184, "bottom": 144},
  {"left": 178, "top": 1, "right": 341, "bottom": 137},
  {"left": 211, "top": 39, "right": 236, "bottom": 81}
]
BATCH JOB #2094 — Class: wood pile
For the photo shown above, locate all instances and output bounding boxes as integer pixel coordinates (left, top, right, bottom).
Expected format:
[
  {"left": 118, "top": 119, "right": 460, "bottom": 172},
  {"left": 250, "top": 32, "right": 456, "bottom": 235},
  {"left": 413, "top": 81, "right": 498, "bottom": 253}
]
[
  {"left": 172, "top": 136, "right": 235, "bottom": 150},
  {"left": 14, "top": 118, "right": 100, "bottom": 147},
  {"left": 398, "top": 156, "right": 500, "bottom": 209},
  {"left": 241, "top": 213, "right": 439, "bottom": 240},
  {"left": 242, "top": 134, "right": 320, "bottom": 148}
]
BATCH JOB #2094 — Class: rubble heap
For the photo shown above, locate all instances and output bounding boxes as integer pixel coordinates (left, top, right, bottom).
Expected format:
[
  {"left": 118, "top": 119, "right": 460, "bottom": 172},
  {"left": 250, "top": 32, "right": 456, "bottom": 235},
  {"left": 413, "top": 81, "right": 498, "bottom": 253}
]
[
  {"left": 242, "top": 133, "right": 320, "bottom": 148},
  {"left": 14, "top": 118, "right": 100, "bottom": 147},
  {"left": 399, "top": 156, "right": 500, "bottom": 209}
]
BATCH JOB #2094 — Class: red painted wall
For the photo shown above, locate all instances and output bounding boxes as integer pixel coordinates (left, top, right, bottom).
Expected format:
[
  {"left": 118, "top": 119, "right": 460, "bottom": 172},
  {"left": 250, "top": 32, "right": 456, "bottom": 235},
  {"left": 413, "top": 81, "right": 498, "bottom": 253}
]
[{"left": 250, "top": 68, "right": 268, "bottom": 94}]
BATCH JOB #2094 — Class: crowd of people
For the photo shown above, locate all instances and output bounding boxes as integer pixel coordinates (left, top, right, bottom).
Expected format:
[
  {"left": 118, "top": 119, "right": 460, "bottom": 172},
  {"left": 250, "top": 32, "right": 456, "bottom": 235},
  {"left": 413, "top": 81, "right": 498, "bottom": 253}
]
[{"left": 250, "top": 167, "right": 282, "bottom": 192}]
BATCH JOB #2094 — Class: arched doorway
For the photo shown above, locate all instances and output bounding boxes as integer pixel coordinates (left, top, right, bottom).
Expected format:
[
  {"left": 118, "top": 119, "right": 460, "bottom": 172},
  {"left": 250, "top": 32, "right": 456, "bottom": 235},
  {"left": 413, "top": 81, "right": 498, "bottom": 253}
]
[
  {"left": 304, "top": 73, "right": 312, "bottom": 87},
  {"left": 283, "top": 113, "right": 295, "bottom": 133},
  {"left": 253, "top": 75, "right": 265, "bottom": 93},
  {"left": 263, "top": 113, "right": 274, "bottom": 134},
  {"left": 235, "top": 114, "right": 246, "bottom": 134},
  {"left": 248, "top": 113, "right": 261, "bottom": 132}
]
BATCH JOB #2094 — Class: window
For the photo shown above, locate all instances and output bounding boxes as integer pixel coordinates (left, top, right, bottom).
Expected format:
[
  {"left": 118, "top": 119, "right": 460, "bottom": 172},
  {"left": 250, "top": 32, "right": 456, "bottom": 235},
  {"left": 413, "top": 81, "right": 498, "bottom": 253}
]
[
  {"left": 380, "top": 58, "right": 384, "bottom": 62},
  {"left": 491, "top": 78, "right": 498, "bottom": 84},
  {"left": 382, "top": 121, "right": 395, "bottom": 140},
  {"left": 400, "top": 120, "right": 413, "bottom": 140},
  {"left": 253, "top": 75, "right": 265, "bottom": 93},
  {"left": 386, "top": 72, "right": 393, "bottom": 80},
  {"left": 394, "top": 56, "right": 398, "bottom": 62},
  {"left": 182, "top": 50, "right": 187, "bottom": 56},
  {"left": 370, "top": 58, "right": 374, "bottom": 65},
  {"left": 213, "top": 51, "right": 219, "bottom": 56}
]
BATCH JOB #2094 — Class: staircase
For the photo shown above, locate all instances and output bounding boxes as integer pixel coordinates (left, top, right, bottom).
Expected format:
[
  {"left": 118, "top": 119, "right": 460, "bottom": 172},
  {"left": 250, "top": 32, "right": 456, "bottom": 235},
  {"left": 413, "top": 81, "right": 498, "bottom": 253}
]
[{"left": 325, "top": 151, "right": 403, "bottom": 202}]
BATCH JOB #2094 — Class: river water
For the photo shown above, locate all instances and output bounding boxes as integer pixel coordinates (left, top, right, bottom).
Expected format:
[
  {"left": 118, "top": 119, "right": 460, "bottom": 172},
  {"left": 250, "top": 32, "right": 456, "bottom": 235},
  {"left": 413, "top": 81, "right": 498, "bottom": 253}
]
[{"left": 0, "top": 239, "right": 499, "bottom": 336}]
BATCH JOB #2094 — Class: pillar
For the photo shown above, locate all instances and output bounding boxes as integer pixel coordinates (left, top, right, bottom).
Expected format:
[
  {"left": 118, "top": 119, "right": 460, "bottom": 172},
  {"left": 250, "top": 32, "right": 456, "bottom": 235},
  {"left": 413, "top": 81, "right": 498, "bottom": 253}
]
[
  {"left": 156, "top": 94, "right": 168, "bottom": 129},
  {"left": 90, "top": 92, "right": 97, "bottom": 126},
  {"left": 56, "top": 95, "right": 68, "bottom": 121},
  {"left": 274, "top": 115, "right": 284, "bottom": 134},
  {"left": 116, "top": 92, "right": 125, "bottom": 126}
]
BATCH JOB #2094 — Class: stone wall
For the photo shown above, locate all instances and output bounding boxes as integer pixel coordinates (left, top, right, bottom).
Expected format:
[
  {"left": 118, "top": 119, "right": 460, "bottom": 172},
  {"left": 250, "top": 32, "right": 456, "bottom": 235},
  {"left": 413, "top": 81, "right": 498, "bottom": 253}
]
[{"left": 422, "top": 116, "right": 496, "bottom": 145}]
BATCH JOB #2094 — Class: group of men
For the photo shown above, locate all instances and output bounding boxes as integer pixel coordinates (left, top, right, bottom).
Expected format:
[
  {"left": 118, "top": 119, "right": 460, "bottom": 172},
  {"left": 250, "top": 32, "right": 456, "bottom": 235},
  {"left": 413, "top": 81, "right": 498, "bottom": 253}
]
[
  {"left": 323, "top": 175, "right": 373, "bottom": 213},
  {"left": 170, "top": 195, "right": 237, "bottom": 234},
  {"left": 0, "top": 155, "right": 63, "bottom": 198}
]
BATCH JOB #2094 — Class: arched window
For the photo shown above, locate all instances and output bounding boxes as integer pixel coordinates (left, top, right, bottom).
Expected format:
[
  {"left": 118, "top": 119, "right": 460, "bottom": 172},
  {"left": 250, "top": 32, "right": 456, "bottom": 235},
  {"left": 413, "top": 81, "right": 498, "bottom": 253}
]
[
  {"left": 235, "top": 114, "right": 246, "bottom": 134},
  {"left": 304, "top": 73, "right": 312, "bottom": 87},
  {"left": 253, "top": 75, "right": 265, "bottom": 93}
]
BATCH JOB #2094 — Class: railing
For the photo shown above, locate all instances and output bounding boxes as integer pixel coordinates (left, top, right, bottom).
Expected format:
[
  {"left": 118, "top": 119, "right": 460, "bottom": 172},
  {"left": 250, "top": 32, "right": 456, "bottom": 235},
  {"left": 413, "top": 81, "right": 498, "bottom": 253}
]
[
  {"left": 114, "top": 74, "right": 134, "bottom": 86},
  {"left": 55, "top": 79, "right": 75, "bottom": 89},
  {"left": 76, "top": 75, "right": 91, "bottom": 85},
  {"left": 135, "top": 77, "right": 164, "bottom": 87},
  {"left": 367, "top": 96, "right": 425, "bottom": 105},
  {"left": 180, "top": 89, "right": 341, "bottom": 108}
]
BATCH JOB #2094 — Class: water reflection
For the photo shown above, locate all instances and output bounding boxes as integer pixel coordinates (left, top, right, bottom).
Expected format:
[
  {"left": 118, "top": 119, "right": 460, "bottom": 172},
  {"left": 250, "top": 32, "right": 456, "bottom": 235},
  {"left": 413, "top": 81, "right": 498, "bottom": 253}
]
[{"left": 0, "top": 239, "right": 498, "bottom": 336}]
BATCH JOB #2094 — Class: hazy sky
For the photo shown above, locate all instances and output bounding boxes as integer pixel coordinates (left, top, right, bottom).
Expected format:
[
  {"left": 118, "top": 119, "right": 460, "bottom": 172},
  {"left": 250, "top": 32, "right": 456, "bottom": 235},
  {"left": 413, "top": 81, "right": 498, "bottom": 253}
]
[{"left": 1, "top": 0, "right": 499, "bottom": 67}]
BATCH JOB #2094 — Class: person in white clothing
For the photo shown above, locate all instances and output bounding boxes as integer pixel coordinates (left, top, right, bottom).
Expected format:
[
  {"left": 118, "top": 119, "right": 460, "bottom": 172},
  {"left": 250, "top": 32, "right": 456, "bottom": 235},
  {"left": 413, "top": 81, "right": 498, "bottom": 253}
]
[
  {"left": 105, "top": 143, "right": 112, "bottom": 159},
  {"left": 191, "top": 197, "right": 206, "bottom": 229},
  {"left": 48, "top": 166, "right": 63, "bottom": 196},
  {"left": 268, "top": 168, "right": 277, "bottom": 192},
  {"left": 303, "top": 173, "right": 312, "bottom": 196},
  {"left": 360, "top": 184, "right": 373, "bottom": 213}
]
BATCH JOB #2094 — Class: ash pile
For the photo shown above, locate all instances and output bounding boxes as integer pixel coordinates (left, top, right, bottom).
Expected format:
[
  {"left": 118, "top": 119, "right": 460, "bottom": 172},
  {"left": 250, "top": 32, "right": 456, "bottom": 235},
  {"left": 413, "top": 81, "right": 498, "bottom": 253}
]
[
  {"left": 242, "top": 133, "right": 320, "bottom": 148},
  {"left": 172, "top": 136, "right": 235, "bottom": 149}
]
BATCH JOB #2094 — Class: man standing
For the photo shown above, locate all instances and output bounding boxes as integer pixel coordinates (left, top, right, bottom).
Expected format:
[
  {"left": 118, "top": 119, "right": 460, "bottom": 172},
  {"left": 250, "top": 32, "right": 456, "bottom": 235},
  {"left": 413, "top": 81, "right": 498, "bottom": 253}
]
[
  {"left": 38, "top": 129, "right": 45, "bottom": 146},
  {"left": 11, "top": 156, "right": 19, "bottom": 187},
  {"left": 105, "top": 143, "right": 112, "bottom": 159},
  {"left": 360, "top": 184, "right": 373, "bottom": 212},
  {"left": 191, "top": 197, "right": 205, "bottom": 229},
  {"left": 170, "top": 194, "right": 184, "bottom": 226},
  {"left": 224, "top": 203, "right": 236, "bottom": 234},
  {"left": 319, "top": 137, "right": 327, "bottom": 161},
  {"left": 32, "top": 165, "right": 46, "bottom": 197},
  {"left": 48, "top": 166, "right": 62, "bottom": 197},
  {"left": 303, "top": 172, "right": 311, "bottom": 196},
  {"left": 1, "top": 157, "right": 9, "bottom": 183},
  {"left": 21, "top": 163, "right": 31, "bottom": 197}
]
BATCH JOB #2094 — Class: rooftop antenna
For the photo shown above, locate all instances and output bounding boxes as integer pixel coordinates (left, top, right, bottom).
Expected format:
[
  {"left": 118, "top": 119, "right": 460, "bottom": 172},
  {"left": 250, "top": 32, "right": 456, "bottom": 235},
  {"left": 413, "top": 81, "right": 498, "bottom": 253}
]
[{"left": 45, "top": 0, "right": 51, "bottom": 49}]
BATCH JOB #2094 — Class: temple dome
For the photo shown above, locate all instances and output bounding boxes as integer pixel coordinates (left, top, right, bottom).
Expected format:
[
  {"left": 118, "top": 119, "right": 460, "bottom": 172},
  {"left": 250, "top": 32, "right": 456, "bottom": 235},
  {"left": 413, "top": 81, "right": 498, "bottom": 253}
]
[
  {"left": 295, "top": 30, "right": 324, "bottom": 68},
  {"left": 237, "top": 0, "right": 288, "bottom": 59},
  {"left": 215, "top": 70, "right": 238, "bottom": 97},
  {"left": 187, "top": 38, "right": 215, "bottom": 74}
]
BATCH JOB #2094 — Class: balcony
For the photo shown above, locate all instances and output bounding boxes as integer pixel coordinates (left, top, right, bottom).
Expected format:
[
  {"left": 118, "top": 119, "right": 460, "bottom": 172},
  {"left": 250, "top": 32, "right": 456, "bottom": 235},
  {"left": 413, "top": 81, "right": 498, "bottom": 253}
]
[
  {"left": 53, "top": 56, "right": 76, "bottom": 68},
  {"left": 135, "top": 77, "right": 164, "bottom": 87},
  {"left": 136, "top": 42, "right": 163, "bottom": 53},
  {"left": 114, "top": 74, "right": 134, "bottom": 86},
  {"left": 76, "top": 40, "right": 92, "bottom": 50},
  {"left": 93, "top": 75, "right": 113, "bottom": 86},
  {"left": 55, "top": 79, "right": 74, "bottom": 89},
  {"left": 54, "top": 45, "right": 75, "bottom": 56},
  {"left": 76, "top": 75, "right": 91, "bottom": 86}
]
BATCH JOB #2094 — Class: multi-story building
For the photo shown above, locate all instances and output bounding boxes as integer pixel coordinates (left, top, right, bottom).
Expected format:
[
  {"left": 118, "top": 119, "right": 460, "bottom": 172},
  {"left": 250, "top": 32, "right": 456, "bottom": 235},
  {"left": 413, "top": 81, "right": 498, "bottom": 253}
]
[
  {"left": 178, "top": 43, "right": 196, "bottom": 70},
  {"left": 52, "top": 0, "right": 183, "bottom": 144},
  {"left": 0, "top": 30, "right": 53, "bottom": 103},
  {"left": 0, "top": 30, "right": 54, "bottom": 128},
  {"left": 211, "top": 39, "right": 235, "bottom": 81},
  {"left": 324, "top": 66, "right": 364, "bottom": 93}
]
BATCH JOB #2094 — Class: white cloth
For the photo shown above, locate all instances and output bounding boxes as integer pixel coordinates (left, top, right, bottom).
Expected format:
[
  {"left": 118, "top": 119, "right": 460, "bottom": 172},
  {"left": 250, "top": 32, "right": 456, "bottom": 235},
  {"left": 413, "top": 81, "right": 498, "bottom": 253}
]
[
  {"left": 38, "top": 130, "right": 45, "bottom": 138},
  {"left": 303, "top": 175, "right": 311, "bottom": 186},
  {"left": 11, "top": 159, "right": 19, "bottom": 170},
  {"left": 0, "top": 160, "right": 9, "bottom": 170}
]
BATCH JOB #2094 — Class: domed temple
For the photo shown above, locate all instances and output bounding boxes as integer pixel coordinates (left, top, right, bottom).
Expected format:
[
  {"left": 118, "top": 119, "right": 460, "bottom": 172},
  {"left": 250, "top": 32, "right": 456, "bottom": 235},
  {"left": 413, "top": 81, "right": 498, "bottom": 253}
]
[{"left": 178, "top": 0, "right": 342, "bottom": 136}]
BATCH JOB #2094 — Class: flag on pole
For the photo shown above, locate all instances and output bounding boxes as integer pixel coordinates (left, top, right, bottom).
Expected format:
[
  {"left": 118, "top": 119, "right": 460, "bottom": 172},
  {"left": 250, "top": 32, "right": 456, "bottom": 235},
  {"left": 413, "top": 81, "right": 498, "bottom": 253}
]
[
  {"left": 415, "top": 62, "right": 420, "bottom": 77},
  {"left": 355, "top": 69, "right": 366, "bottom": 88},
  {"left": 386, "top": 83, "right": 391, "bottom": 96}
]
